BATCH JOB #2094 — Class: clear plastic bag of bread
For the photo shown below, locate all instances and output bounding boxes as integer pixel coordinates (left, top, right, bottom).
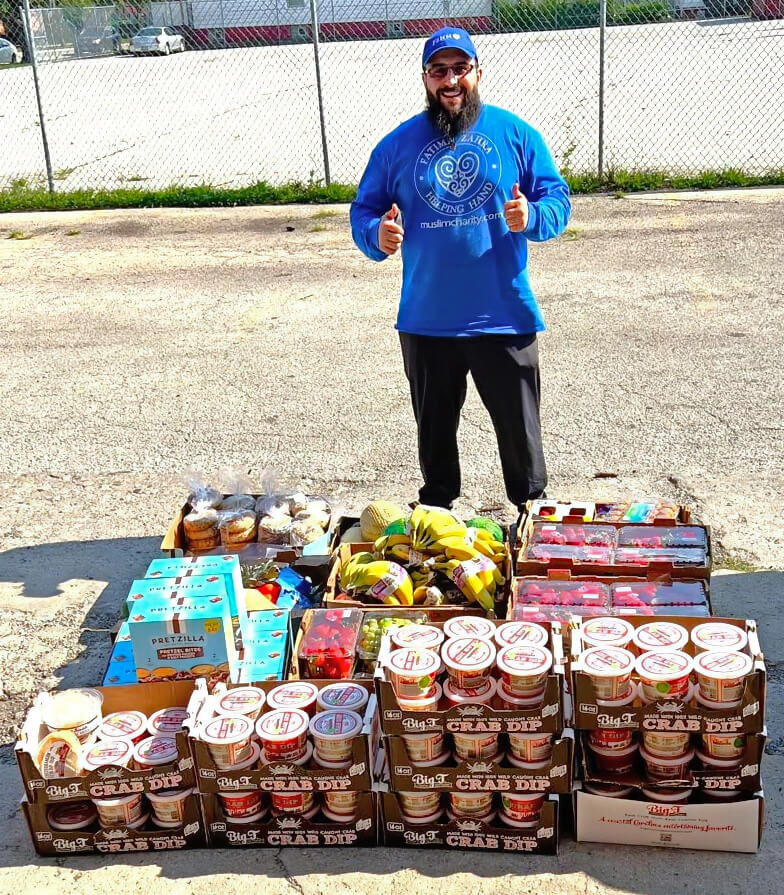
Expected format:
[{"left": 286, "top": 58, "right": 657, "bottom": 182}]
[
  {"left": 289, "top": 494, "right": 331, "bottom": 545},
  {"left": 219, "top": 506, "right": 258, "bottom": 548},
  {"left": 182, "top": 469, "right": 222, "bottom": 550},
  {"left": 255, "top": 469, "right": 290, "bottom": 518},
  {"left": 217, "top": 467, "right": 255, "bottom": 512},
  {"left": 184, "top": 469, "right": 222, "bottom": 511}
]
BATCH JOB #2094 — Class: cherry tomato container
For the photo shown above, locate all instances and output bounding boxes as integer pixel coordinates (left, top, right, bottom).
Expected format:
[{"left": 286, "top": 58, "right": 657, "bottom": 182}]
[{"left": 297, "top": 609, "right": 363, "bottom": 679}]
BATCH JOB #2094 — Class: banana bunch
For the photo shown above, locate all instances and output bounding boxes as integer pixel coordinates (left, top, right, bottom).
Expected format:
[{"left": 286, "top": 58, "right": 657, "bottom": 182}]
[
  {"left": 340, "top": 552, "right": 413, "bottom": 605},
  {"left": 429, "top": 556, "right": 503, "bottom": 613}
]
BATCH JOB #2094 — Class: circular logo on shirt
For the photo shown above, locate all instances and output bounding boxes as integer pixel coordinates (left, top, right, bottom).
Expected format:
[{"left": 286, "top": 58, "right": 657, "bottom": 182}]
[{"left": 415, "top": 132, "right": 502, "bottom": 217}]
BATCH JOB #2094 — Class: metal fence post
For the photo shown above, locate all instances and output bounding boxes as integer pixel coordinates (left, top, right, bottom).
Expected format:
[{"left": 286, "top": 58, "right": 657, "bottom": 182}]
[
  {"left": 21, "top": 0, "right": 55, "bottom": 193},
  {"left": 309, "top": 0, "right": 330, "bottom": 186},
  {"left": 598, "top": 0, "right": 607, "bottom": 181}
]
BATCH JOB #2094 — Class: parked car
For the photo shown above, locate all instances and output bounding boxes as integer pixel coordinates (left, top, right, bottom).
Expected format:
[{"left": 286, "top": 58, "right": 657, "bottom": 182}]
[
  {"left": 130, "top": 26, "right": 185, "bottom": 56},
  {"left": 0, "top": 37, "right": 22, "bottom": 64},
  {"left": 76, "top": 25, "right": 122, "bottom": 57}
]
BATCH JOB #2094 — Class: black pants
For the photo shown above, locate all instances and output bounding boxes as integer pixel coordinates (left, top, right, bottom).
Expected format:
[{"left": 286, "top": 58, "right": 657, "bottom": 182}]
[{"left": 399, "top": 332, "right": 547, "bottom": 510}]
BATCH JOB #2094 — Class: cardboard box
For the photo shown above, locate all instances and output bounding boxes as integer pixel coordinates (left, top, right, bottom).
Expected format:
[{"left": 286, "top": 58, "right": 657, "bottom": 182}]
[
  {"left": 102, "top": 621, "right": 137, "bottom": 686},
  {"left": 201, "top": 790, "right": 377, "bottom": 848},
  {"left": 21, "top": 791, "right": 205, "bottom": 856},
  {"left": 379, "top": 788, "right": 558, "bottom": 853},
  {"left": 16, "top": 680, "right": 197, "bottom": 803},
  {"left": 185, "top": 678, "right": 379, "bottom": 793},
  {"left": 384, "top": 732, "right": 573, "bottom": 794},
  {"left": 578, "top": 729, "right": 765, "bottom": 793},
  {"left": 515, "top": 516, "right": 711, "bottom": 581},
  {"left": 570, "top": 617, "right": 766, "bottom": 732},
  {"left": 574, "top": 786, "right": 764, "bottom": 853},
  {"left": 325, "top": 542, "right": 509, "bottom": 617},
  {"left": 517, "top": 499, "right": 691, "bottom": 535},
  {"left": 374, "top": 621, "right": 566, "bottom": 736}
]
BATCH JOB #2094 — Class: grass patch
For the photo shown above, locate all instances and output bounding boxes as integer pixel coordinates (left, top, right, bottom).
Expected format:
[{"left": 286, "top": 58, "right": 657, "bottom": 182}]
[
  {"left": 1, "top": 169, "right": 783, "bottom": 214},
  {"left": 716, "top": 555, "right": 760, "bottom": 574},
  {"left": 53, "top": 168, "right": 76, "bottom": 181},
  {"left": 8, "top": 230, "right": 32, "bottom": 240},
  {"left": 312, "top": 208, "right": 339, "bottom": 218},
  {"left": 563, "top": 225, "right": 583, "bottom": 240},
  {"left": 65, "top": 229, "right": 80, "bottom": 236},
  {"left": 309, "top": 223, "right": 328, "bottom": 232}
]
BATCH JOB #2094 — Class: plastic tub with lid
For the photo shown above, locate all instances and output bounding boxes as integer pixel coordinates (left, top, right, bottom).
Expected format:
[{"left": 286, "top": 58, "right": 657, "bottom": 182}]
[
  {"left": 493, "top": 622, "right": 548, "bottom": 650},
  {"left": 496, "top": 683, "right": 545, "bottom": 711},
  {"left": 81, "top": 737, "right": 136, "bottom": 773},
  {"left": 397, "top": 682, "right": 443, "bottom": 713},
  {"left": 271, "top": 790, "right": 315, "bottom": 814},
  {"left": 588, "top": 729, "right": 633, "bottom": 751},
  {"left": 640, "top": 745, "right": 695, "bottom": 781},
  {"left": 133, "top": 735, "right": 179, "bottom": 770},
  {"left": 581, "top": 647, "right": 636, "bottom": 701},
  {"left": 387, "top": 648, "right": 441, "bottom": 700},
  {"left": 641, "top": 730, "right": 692, "bottom": 760},
  {"left": 583, "top": 782, "right": 634, "bottom": 798},
  {"left": 442, "top": 677, "right": 496, "bottom": 708},
  {"left": 500, "top": 792, "right": 544, "bottom": 822},
  {"left": 256, "top": 709, "right": 310, "bottom": 763},
  {"left": 309, "top": 710, "right": 363, "bottom": 763},
  {"left": 97, "top": 710, "right": 148, "bottom": 744},
  {"left": 452, "top": 731, "right": 500, "bottom": 762},
  {"left": 701, "top": 732, "right": 746, "bottom": 760},
  {"left": 146, "top": 787, "right": 193, "bottom": 825},
  {"left": 635, "top": 650, "right": 693, "bottom": 703},
  {"left": 496, "top": 644, "right": 552, "bottom": 697},
  {"left": 441, "top": 637, "right": 496, "bottom": 690},
  {"left": 92, "top": 791, "right": 145, "bottom": 828},
  {"left": 266, "top": 681, "right": 319, "bottom": 716},
  {"left": 447, "top": 807, "right": 496, "bottom": 825},
  {"left": 448, "top": 791, "right": 494, "bottom": 817},
  {"left": 391, "top": 624, "right": 444, "bottom": 652},
  {"left": 402, "top": 730, "right": 446, "bottom": 764},
  {"left": 316, "top": 682, "right": 369, "bottom": 715},
  {"left": 218, "top": 788, "right": 266, "bottom": 820},
  {"left": 398, "top": 790, "right": 441, "bottom": 817},
  {"left": 587, "top": 740, "right": 639, "bottom": 775},
  {"left": 214, "top": 687, "right": 266, "bottom": 720},
  {"left": 323, "top": 790, "right": 360, "bottom": 817},
  {"left": 401, "top": 807, "right": 443, "bottom": 825},
  {"left": 696, "top": 749, "right": 742, "bottom": 773},
  {"left": 694, "top": 651, "right": 753, "bottom": 704},
  {"left": 691, "top": 623, "right": 748, "bottom": 654},
  {"left": 581, "top": 617, "right": 634, "bottom": 650},
  {"left": 47, "top": 801, "right": 98, "bottom": 831},
  {"left": 201, "top": 714, "right": 255, "bottom": 769},
  {"left": 443, "top": 616, "right": 495, "bottom": 642},
  {"left": 507, "top": 731, "right": 553, "bottom": 762},
  {"left": 41, "top": 688, "right": 103, "bottom": 744},
  {"left": 632, "top": 622, "right": 689, "bottom": 654},
  {"left": 147, "top": 707, "right": 188, "bottom": 737}
]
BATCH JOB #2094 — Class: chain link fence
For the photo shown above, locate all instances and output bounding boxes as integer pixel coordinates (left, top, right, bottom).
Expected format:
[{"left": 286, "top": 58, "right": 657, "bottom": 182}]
[{"left": 1, "top": 0, "right": 782, "bottom": 192}]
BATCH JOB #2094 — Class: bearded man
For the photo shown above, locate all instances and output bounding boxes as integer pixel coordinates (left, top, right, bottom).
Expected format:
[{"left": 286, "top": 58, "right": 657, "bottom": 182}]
[{"left": 350, "top": 27, "right": 571, "bottom": 512}]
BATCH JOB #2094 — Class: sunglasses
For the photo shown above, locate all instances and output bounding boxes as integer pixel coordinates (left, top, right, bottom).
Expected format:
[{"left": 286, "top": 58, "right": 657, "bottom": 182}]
[{"left": 424, "top": 62, "right": 476, "bottom": 80}]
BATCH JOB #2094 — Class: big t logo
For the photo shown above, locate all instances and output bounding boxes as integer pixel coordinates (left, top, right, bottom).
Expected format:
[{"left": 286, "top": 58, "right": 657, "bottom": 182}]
[{"left": 416, "top": 132, "right": 502, "bottom": 217}]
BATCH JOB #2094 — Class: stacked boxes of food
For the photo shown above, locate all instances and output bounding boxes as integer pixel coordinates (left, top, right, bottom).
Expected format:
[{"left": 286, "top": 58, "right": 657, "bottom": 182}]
[{"left": 374, "top": 618, "right": 569, "bottom": 853}]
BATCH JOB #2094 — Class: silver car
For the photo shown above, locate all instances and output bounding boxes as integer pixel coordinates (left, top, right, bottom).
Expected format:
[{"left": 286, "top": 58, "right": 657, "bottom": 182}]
[
  {"left": 0, "top": 37, "right": 23, "bottom": 64},
  {"left": 130, "top": 26, "right": 185, "bottom": 56}
]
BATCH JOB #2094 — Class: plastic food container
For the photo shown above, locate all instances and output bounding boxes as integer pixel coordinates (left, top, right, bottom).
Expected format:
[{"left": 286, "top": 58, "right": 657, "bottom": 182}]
[
  {"left": 701, "top": 732, "right": 746, "bottom": 760},
  {"left": 506, "top": 753, "right": 550, "bottom": 772},
  {"left": 309, "top": 710, "right": 363, "bottom": 762},
  {"left": 442, "top": 638, "right": 497, "bottom": 690},
  {"left": 449, "top": 791, "right": 494, "bottom": 817},
  {"left": 452, "top": 731, "right": 500, "bottom": 762},
  {"left": 641, "top": 786, "right": 691, "bottom": 804},
  {"left": 256, "top": 709, "right": 310, "bottom": 762},
  {"left": 581, "top": 647, "right": 636, "bottom": 701},
  {"left": 401, "top": 807, "right": 443, "bottom": 825},
  {"left": 442, "top": 616, "right": 496, "bottom": 642},
  {"left": 696, "top": 688, "right": 741, "bottom": 711},
  {"left": 146, "top": 787, "right": 192, "bottom": 825},
  {"left": 403, "top": 731, "right": 447, "bottom": 764},
  {"left": 508, "top": 732, "right": 553, "bottom": 762},
  {"left": 691, "top": 623, "right": 748, "bottom": 654},
  {"left": 636, "top": 650, "right": 694, "bottom": 702},
  {"left": 93, "top": 791, "right": 145, "bottom": 828},
  {"left": 496, "top": 683, "right": 545, "bottom": 711},
  {"left": 500, "top": 792, "right": 544, "bottom": 823},
  {"left": 397, "top": 682, "right": 443, "bottom": 713},
  {"left": 81, "top": 737, "right": 136, "bottom": 773},
  {"left": 316, "top": 682, "right": 369, "bottom": 715},
  {"left": 97, "top": 710, "right": 148, "bottom": 744},
  {"left": 397, "top": 790, "right": 441, "bottom": 818},
  {"left": 583, "top": 783, "right": 634, "bottom": 798},
  {"left": 387, "top": 648, "right": 441, "bottom": 700},
  {"left": 589, "top": 729, "right": 633, "bottom": 751},
  {"left": 218, "top": 789, "right": 266, "bottom": 820},
  {"left": 47, "top": 801, "right": 98, "bottom": 831},
  {"left": 271, "top": 791, "right": 315, "bottom": 815},
  {"left": 214, "top": 687, "right": 266, "bottom": 720},
  {"left": 442, "top": 677, "right": 496, "bottom": 708},
  {"left": 696, "top": 749, "right": 742, "bottom": 773},
  {"left": 701, "top": 789, "right": 745, "bottom": 802},
  {"left": 496, "top": 644, "right": 552, "bottom": 697},
  {"left": 447, "top": 808, "right": 496, "bottom": 825},
  {"left": 597, "top": 681, "right": 638, "bottom": 708},
  {"left": 297, "top": 608, "right": 362, "bottom": 679},
  {"left": 41, "top": 688, "right": 103, "bottom": 744},
  {"left": 223, "top": 739, "right": 261, "bottom": 772},
  {"left": 640, "top": 745, "right": 695, "bottom": 781},
  {"left": 133, "top": 735, "right": 179, "bottom": 770},
  {"left": 581, "top": 617, "right": 635, "bottom": 650},
  {"left": 391, "top": 624, "right": 445, "bottom": 652},
  {"left": 641, "top": 730, "right": 691, "bottom": 759},
  {"left": 201, "top": 714, "right": 255, "bottom": 769},
  {"left": 694, "top": 651, "right": 753, "bottom": 704},
  {"left": 493, "top": 622, "right": 548, "bottom": 649},
  {"left": 261, "top": 741, "right": 314, "bottom": 767},
  {"left": 266, "top": 682, "right": 319, "bottom": 717},
  {"left": 498, "top": 811, "right": 538, "bottom": 829},
  {"left": 147, "top": 707, "right": 188, "bottom": 737},
  {"left": 309, "top": 746, "right": 349, "bottom": 771},
  {"left": 323, "top": 791, "right": 360, "bottom": 817},
  {"left": 587, "top": 740, "right": 638, "bottom": 775},
  {"left": 632, "top": 622, "right": 689, "bottom": 654}
]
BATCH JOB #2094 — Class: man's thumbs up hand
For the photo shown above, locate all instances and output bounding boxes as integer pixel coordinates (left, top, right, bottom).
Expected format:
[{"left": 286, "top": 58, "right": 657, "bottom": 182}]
[
  {"left": 378, "top": 203, "right": 404, "bottom": 255},
  {"left": 504, "top": 183, "right": 529, "bottom": 232}
]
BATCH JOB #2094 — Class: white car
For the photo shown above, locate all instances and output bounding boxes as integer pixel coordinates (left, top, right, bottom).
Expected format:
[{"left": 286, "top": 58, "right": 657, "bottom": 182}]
[
  {"left": 0, "top": 38, "right": 23, "bottom": 64},
  {"left": 130, "top": 26, "right": 185, "bottom": 56}
]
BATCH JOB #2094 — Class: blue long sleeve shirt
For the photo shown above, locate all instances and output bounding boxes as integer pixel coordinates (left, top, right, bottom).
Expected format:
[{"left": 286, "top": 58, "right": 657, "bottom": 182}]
[{"left": 350, "top": 104, "right": 571, "bottom": 336}]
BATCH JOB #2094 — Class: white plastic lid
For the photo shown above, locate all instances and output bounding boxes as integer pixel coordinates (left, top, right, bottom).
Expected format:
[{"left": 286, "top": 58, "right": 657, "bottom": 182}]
[
  {"left": 41, "top": 688, "right": 103, "bottom": 731},
  {"left": 317, "top": 683, "right": 369, "bottom": 713},
  {"left": 636, "top": 650, "right": 694, "bottom": 681},
  {"left": 442, "top": 677, "right": 496, "bottom": 705},
  {"left": 266, "top": 682, "right": 319, "bottom": 711},
  {"left": 494, "top": 622, "right": 549, "bottom": 649},
  {"left": 133, "top": 735, "right": 178, "bottom": 766},
  {"left": 309, "top": 709, "right": 363, "bottom": 740},
  {"left": 582, "top": 617, "right": 634, "bottom": 646},
  {"left": 496, "top": 644, "right": 552, "bottom": 677},
  {"left": 201, "top": 713, "right": 255, "bottom": 746},
  {"left": 387, "top": 647, "right": 441, "bottom": 678},
  {"left": 256, "top": 708, "right": 310, "bottom": 742},
  {"left": 397, "top": 682, "right": 443, "bottom": 709},
  {"left": 640, "top": 745, "right": 695, "bottom": 767},
  {"left": 215, "top": 687, "right": 266, "bottom": 717},
  {"left": 442, "top": 637, "right": 497, "bottom": 672},
  {"left": 391, "top": 625, "right": 444, "bottom": 651},
  {"left": 82, "top": 737, "right": 135, "bottom": 771},
  {"left": 582, "top": 646, "right": 636, "bottom": 676},
  {"left": 98, "top": 710, "right": 148, "bottom": 741},
  {"left": 696, "top": 749, "right": 743, "bottom": 769},
  {"left": 587, "top": 740, "right": 639, "bottom": 759},
  {"left": 633, "top": 622, "right": 689, "bottom": 652},
  {"left": 148, "top": 707, "right": 189, "bottom": 736},
  {"left": 497, "top": 683, "right": 546, "bottom": 707},
  {"left": 694, "top": 650, "right": 753, "bottom": 680},
  {"left": 443, "top": 617, "right": 495, "bottom": 641},
  {"left": 48, "top": 801, "right": 98, "bottom": 830},
  {"left": 146, "top": 787, "right": 193, "bottom": 804},
  {"left": 641, "top": 786, "right": 691, "bottom": 803},
  {"left": 691, "top": 623, "right": 748, "bottom": 653}
]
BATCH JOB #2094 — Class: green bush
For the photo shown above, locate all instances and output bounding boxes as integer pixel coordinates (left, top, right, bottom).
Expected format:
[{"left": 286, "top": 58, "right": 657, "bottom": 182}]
[
  {"left": 494, "top": 0, "right": 674, "bottom": 31},
  {"left": 610, "top": 1, "right": 672, "bottom": 24}
]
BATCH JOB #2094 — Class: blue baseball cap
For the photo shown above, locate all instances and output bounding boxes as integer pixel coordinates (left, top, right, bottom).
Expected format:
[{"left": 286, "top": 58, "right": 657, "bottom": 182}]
[{"left": 422, "top": 27, "right": 477, "bottom": 68}]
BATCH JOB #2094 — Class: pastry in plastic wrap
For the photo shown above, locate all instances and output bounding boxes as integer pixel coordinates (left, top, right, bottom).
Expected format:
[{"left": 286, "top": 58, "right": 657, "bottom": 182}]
[
  {"left": 183, "top": 508, "right": 221, "bottom": 550},
  {"left": 258, "top": 515, "right": 293, "bottom": 545},
  {"left": 255, "top": 494, "right": 290, "bottom": 517},
  {"left": 294, "top": 508, "right": 330, "bottom": 530},
  {"left": 187, "top": 485, "right": 222, "bottom": 510},
  {"left": 290, "top": 519, "right": 325, "bottom": 546},
  {"left": 219, "top": 494, "right": 256, "bottom": 512},
  {"left": 287, "top": 491, "right": 310, "bottom": 516},
  {"left": 219, "top": 510, "right": 258, "bottom": 548}
]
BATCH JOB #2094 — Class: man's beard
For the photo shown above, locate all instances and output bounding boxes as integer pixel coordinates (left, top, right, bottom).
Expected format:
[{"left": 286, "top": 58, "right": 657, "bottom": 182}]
[{"left": 425, "top": 85, "right": 482, "bottom": 141}]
